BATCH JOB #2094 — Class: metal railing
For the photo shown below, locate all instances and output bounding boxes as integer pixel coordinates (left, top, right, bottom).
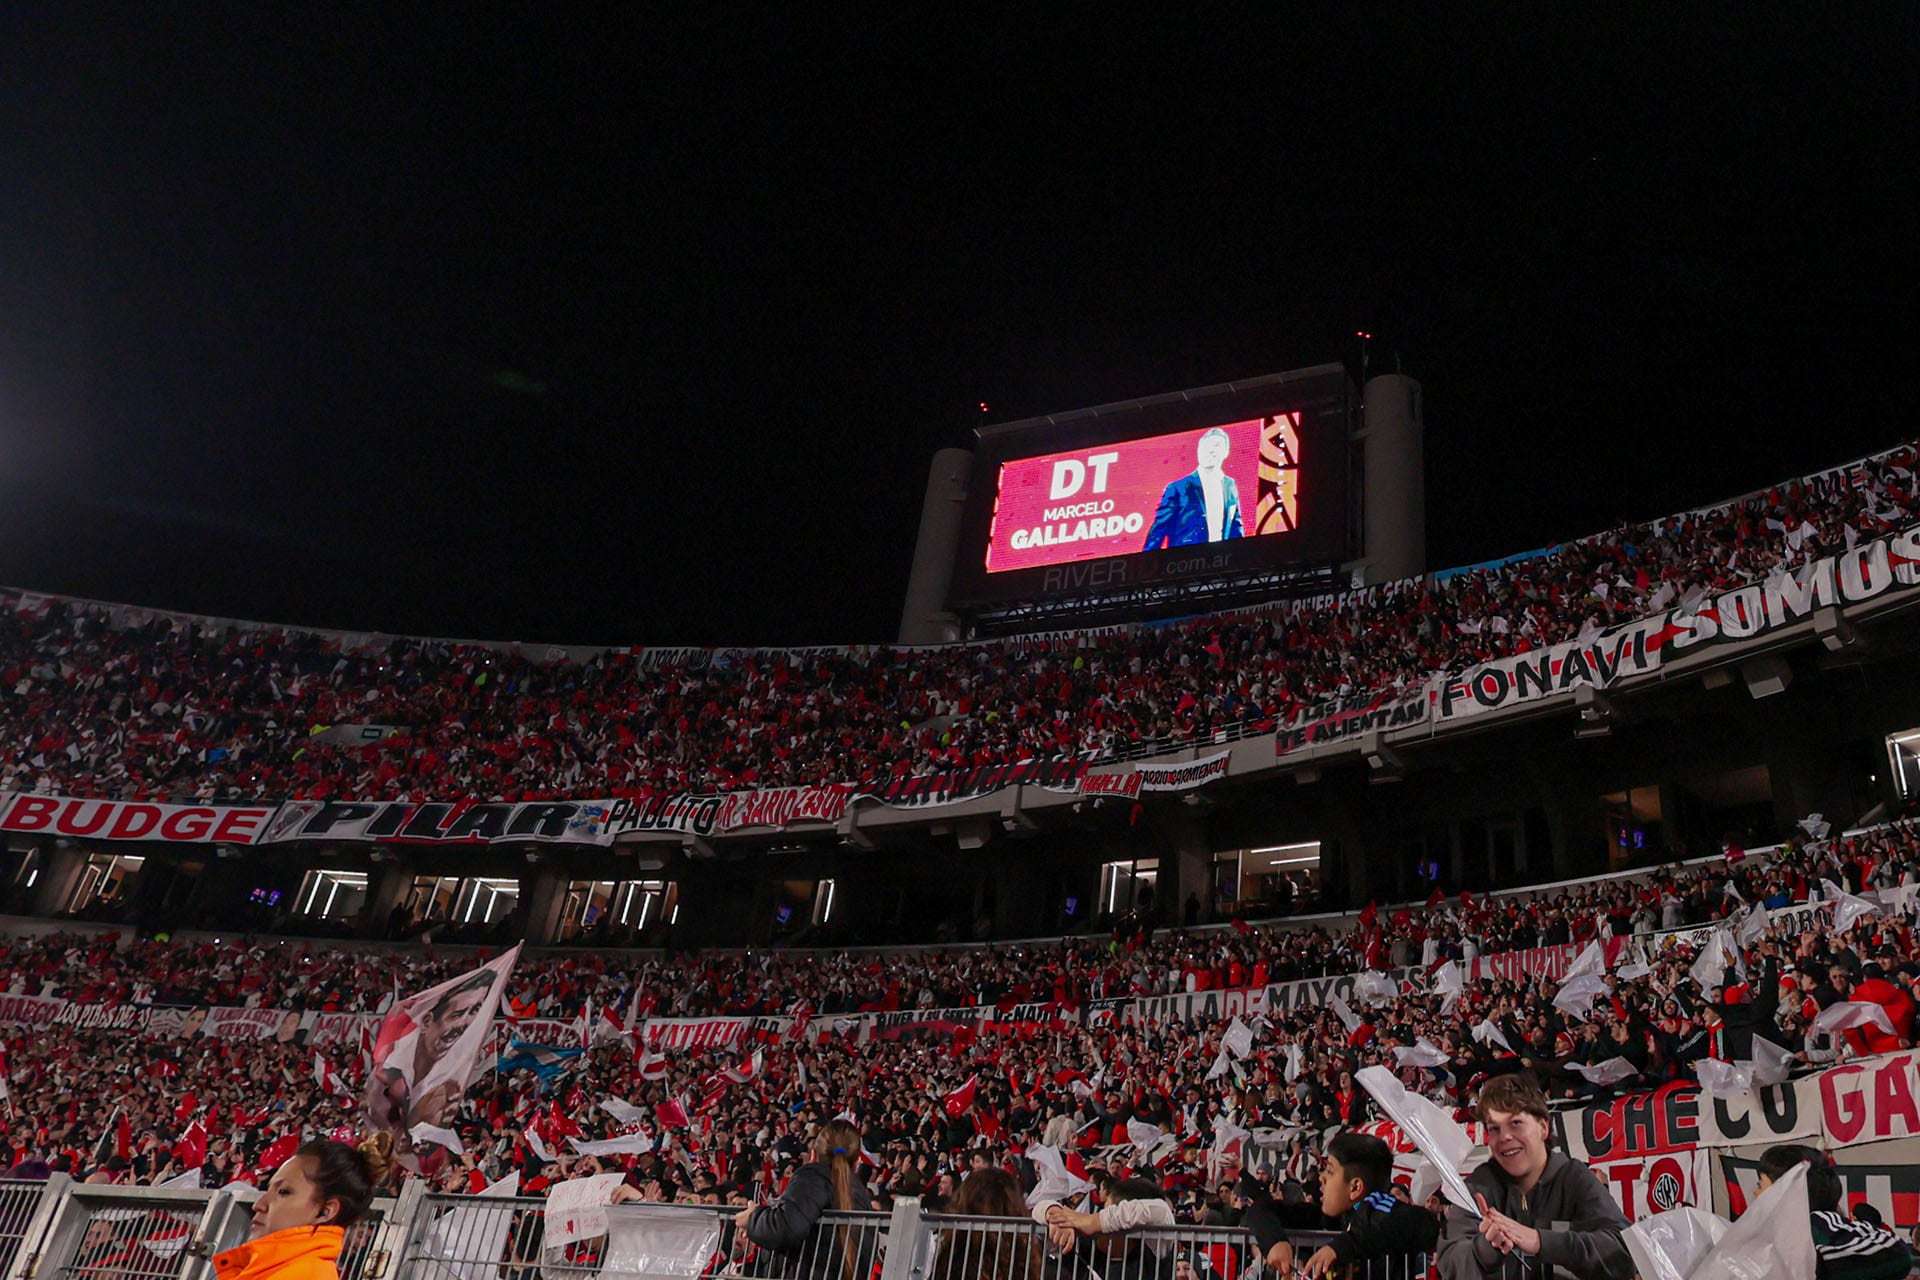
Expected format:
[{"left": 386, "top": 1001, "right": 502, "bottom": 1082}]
[
  {"left": 9, "top": 1182, "right": 246, "bottom": 1280},
  {"left": 0, "top": 1182, "right": 1435, "bottom": 1280},
  {"left": 0, "top": 1179, "right": 65, "bottom": 1280},
  {"left": 400, "top": 1194, "right": 910, "bottom": 1280},
  {"left": 919, "top": 1216, "right": 1263, "bottom": 1280}
]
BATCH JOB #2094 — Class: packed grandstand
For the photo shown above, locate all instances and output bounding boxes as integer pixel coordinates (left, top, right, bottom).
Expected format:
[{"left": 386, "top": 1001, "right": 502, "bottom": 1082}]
[{"left": 1, "top": 437, "right": 1918, "bottom": 1270}]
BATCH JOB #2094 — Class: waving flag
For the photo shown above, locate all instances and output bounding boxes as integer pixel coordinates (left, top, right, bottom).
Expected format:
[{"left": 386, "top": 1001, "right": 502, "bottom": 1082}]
[
  {"left": 497, "top": 1040, "right": 586, "bottom": 1092},
  {"left": 367, "top": 945, "right": 521, "bottom": 1149},
  {"left": 943, "top": 1075, "right": 977, "bottom": 1117}
]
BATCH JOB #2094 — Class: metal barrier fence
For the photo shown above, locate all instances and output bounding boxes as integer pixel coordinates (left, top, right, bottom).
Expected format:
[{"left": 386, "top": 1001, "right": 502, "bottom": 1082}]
[
  {"left": 0, "top": 1184, "right": 1434, "bottom": 1280},
  {"left": 401, "top": 1193, "right": 901, "bottom": 1280},
  {"left": 9, "top": 1182, "right": 247, "bottom": 1280}
]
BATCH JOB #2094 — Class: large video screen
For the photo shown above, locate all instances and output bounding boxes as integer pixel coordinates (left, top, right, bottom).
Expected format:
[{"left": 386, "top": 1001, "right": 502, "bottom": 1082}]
[
  {"left": 985, "top": 413, "right": 1301, "bottom": 573},
  {"left": 947, "top": 366, "right": 1353, "bottom": 608}
]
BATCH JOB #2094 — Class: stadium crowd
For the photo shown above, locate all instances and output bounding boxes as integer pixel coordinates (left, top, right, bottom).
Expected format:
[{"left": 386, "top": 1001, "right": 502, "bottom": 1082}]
[
  {"left": 0, "top": 446, "right": 1911, "bottom": 806},
  {"left": 0, "top": 821, "right": 1915, "bottom": 1225}
]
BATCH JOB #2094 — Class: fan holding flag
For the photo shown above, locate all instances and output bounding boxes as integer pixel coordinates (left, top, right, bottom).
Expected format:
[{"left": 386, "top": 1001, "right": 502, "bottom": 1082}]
[
  {"left": 364, "top": 945, "right": 520, "bottom": 1167},
  {"left": 1434, "top": 1074, "right": 1630, "bottom": 1280}
]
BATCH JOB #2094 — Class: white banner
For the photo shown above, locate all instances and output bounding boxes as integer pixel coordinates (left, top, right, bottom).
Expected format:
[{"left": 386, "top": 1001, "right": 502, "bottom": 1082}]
[{"left": 1135, "top": 751, "right": 1232, "bottom": 792}]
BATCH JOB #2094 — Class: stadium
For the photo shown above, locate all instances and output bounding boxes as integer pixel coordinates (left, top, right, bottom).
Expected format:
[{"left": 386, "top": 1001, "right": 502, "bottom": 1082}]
[
  {"left": 1, "top": 365, "right": 1917, "bottom": 1280},
  {"left": 3, "top": 15, "right": 1915, "bottom": 1280}
]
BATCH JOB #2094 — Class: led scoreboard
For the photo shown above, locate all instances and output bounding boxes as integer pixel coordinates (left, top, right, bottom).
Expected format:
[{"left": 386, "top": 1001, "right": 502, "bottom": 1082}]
[{"left": 947, "top": 366, "right": 1355, "bottom": 608}]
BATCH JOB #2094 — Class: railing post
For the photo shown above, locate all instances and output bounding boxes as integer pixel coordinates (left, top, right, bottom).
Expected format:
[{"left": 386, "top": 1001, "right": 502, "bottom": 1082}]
[
  {"left": 2, "top": 1173, "right": 69, "bottom": 1280},
  {"left": 881, "top": 1197, "right": 926, "bottom": 1280},
  {"left": 379, "top": 1179, "right": 429, "bottom": 1278}
]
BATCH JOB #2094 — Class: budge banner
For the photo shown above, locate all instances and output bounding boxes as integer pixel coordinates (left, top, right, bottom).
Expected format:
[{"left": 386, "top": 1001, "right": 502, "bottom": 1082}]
[
  {"left": 1436, "top": 522, "right": 1920, "bottom": 721},
  {"left": 0, "top": 794, "right": 280, "bottom": 845}
]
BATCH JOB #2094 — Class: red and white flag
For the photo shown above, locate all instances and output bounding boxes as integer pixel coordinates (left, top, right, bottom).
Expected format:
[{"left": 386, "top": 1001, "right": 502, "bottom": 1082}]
[
  {"left": 943, "top": 1075, "right": 977, "bottom": 1117},
  {"left": 638, "top": 1048, "right": 671, "bottom": 1081},
  {"left": 721, "top": 1049, "right": 764, "bottom": 1084},
  {"left": 314, "top": 1053, "right": 351, "bottom": 1097},
  {"left": 173, "top": 1122, "right": 208, "bottom": 1170}
]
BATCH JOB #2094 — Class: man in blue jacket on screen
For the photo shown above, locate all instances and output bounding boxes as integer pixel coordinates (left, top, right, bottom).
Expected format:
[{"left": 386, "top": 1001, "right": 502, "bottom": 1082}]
[{"left": 1142, "top": 427, "right": 1243, "bottom": 550}]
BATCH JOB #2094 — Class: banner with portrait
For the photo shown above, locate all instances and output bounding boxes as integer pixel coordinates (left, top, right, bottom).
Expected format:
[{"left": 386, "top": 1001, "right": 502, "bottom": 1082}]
[{"left": 365, "top": 946, "right": 520, "bottom": 1165}]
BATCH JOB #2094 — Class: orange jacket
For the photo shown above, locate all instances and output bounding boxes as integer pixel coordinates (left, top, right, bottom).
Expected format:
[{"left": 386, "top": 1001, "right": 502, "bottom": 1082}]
[{"left": 213, "top": 1225, "right": 343, "bottom": 1280}]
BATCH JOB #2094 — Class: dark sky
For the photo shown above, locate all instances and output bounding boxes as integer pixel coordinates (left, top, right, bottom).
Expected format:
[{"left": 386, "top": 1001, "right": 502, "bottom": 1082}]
[{"left": 1, "top": 12, "right": 1913, "bottom": 646}]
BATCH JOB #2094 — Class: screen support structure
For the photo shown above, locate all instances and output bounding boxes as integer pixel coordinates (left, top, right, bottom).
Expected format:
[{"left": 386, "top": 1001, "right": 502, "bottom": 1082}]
[{"left": 960, "top": 560, "right": 1341, "bottom": 638}]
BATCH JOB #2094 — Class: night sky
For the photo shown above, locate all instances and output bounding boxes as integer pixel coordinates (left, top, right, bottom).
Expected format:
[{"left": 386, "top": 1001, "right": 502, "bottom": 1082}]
[{"left": 2, "top": 12, "right": 1913, "bottom": 646}]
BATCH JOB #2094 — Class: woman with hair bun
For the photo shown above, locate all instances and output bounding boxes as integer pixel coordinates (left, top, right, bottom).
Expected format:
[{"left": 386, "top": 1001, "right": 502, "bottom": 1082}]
[
  {"left": 213, "top": 1133, "right": 397, "bottom": 1280},
  {"left": 740, "top": 1118, "right": 874, "bottom": 1280}
]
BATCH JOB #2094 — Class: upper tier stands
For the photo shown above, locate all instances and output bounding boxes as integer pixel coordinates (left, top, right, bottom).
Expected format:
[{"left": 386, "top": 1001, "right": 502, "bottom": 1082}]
[{"left": 1, "top": 443, "right": 1913, "bottom": 806}]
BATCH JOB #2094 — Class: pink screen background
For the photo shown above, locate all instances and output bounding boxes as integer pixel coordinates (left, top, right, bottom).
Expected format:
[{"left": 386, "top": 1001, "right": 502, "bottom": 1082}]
[{"left": 985, "top": 418, "right": 1268, "bottom": 573}]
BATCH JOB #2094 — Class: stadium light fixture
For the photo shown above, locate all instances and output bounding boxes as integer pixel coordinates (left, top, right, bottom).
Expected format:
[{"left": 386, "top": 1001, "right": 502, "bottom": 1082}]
[
  {"left": 1573, "top": 685, "right": 1613, "bottom": 738},
  {"left": 1814, "top": 606, "right": 1854, "bottom": 652}
]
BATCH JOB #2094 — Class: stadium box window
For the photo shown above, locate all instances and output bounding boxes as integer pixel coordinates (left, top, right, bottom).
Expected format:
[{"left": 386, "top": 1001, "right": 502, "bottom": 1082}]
[
  {"left": 452, "top": 877, "right": 519, "bottom": 926},
  {"left": 294, "top": 869, "right": 368, "bottom": 922},
  {"left": 1600, "top": 786, "right": 1663, "bottom": 870},
  {"left": 558, "top": 879, "right": 677, "bottom": 941},
  {"left": 409, "top": 875, "right": 461, "bottom": 924},
  {"left": 1215, "top": 843, "right": 1319, "bottom": 917},
  {"left": 67, "top": 853, "right": 143, "bottom": 913},
  {"left": 1099, "top": 858, "right": 1159, "bottom": 916},
  {"left": 407, "top": 874, "right": 520, "bottom": 927},
  {"left": 1887, "top": 730, "right": 1920, "bottom": 800}
]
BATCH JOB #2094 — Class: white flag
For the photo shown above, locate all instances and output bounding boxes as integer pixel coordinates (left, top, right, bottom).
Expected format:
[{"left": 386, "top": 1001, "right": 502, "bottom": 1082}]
[
  {"left": 1690, "top": 932, "right": 1731, "bottom": 992},
  {"left": 1695, "top": 1058, "right": 1755, "bottom": 1100},
  {"left": 1355, "top": 972, "right": 1399, "bottom": 1005},
  {"left": 1471, "top": 1020, "right": 1514, "bottom": 1055},
  {"left": 1206, "top": 1047, "right": 1231, "bottom": 1082},
  {"left": 1821, "top": 880, "right": 1880, "bottom": 934},
  {"left": 569, "top": 1133, "right": 656, "bottom": 1156},
  {"left": 1283, "top": 1042, "right": 1304, "bottom": 1082},
  {"left": 1565, "top": 1057, "right": 1638, "bottom": 1086},
  {"left": 600, "top": 1097, "right": 650, "bottom": 1126},
  {"left": 1735, "top": 906, "right": 1771, "bottom": 946},
  {"left": 1431, "top": 961, "right": 1464, "bottom": 1013},
  {"left": 1125, "top": 1119, "right": 1165, "bottom": 1153},
  {"left": 525, "top": 1128, "right": 554, "bottom": 1164},
  {"left": 1811, "top": 1001, "right": 1896, "bottom": 1039},
  {"left": 1354, "top": 1066, "right": 1478, "bottom": 1215},
  {"left": 157, "top": 1167, "right": 202, "bottom": 1189},
  {"left": 1750, "top": 1037, "right": 1794, "bottom": 1087},
  {"left": 1624, "top": 1161, "right": 1811, "bottom": 1280},
  {"left": 1554, "top": 975, "right": 1609, "bottom": 1021},
  {"left": 1394, "top": 1039, "right": 1451, "bottom": 1068},
  {"left": 1329, "top": 996, "right": 1361, "bottom": 1033},
  {"left": 410, "top": 1122, "right": 465, "bottom": 1156},
  {"left": 1565, "top": 942, "right": 1607, "bottom": 982},
  {"left": 1222, "top": 1018, "right": 1255, "bottom": 1060},
  {"left": 1024, "top": 1143, "right": 1093, "bottom": 1207}
]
